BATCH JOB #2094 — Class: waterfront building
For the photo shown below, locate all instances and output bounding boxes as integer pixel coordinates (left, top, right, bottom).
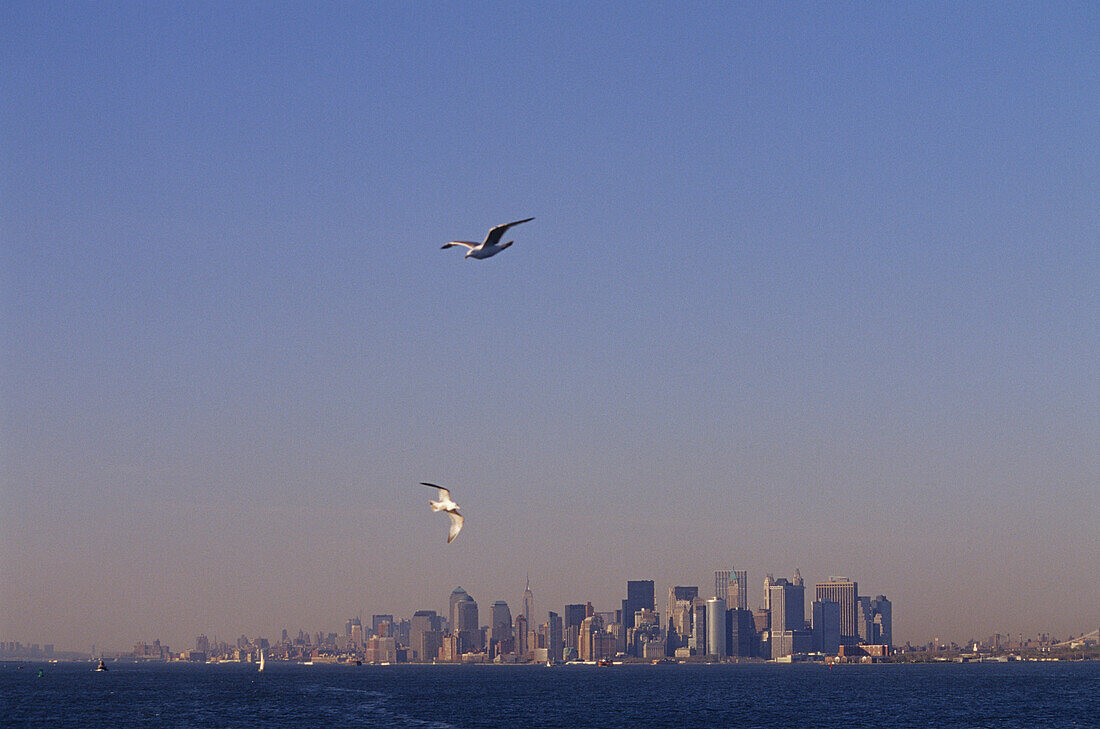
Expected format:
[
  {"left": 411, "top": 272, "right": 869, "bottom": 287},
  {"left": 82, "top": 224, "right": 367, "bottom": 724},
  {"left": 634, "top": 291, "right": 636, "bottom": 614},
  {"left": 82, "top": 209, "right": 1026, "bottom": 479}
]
[
  {"left": 812, "top": 600, "right": 841, "bottom": 654},
  {"left": 726, "top": 608, "right": 756, "bottom": 657},
  {"left": 490, "top": 601, "right": 513, "bottom": 654},
  {"left": 514, "top": 613, "right": 528, "bottom": 657},
  {"left": 706, "top": 597, "right": 727, "bottom": 658},
  {"left": 815, "top": 578, "right": 859, "bottom": 645},
  {"left": 547, "top": 611, "right": 563, "bottom": 662},
  {"left": 693, "top": 598, "right": 708, "bottom": 654},
  {"left": 410, "top": 610, "right": 443, "bottom": 662}
]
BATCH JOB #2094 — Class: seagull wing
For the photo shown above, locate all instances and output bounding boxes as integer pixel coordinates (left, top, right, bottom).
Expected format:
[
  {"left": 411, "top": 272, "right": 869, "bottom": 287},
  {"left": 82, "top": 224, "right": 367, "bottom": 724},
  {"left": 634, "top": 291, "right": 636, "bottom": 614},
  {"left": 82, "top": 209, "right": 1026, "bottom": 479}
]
[
  {"left": 419, "top": 482, "right": 452, "bottom": 502},
  {"left": 442, "top": 241, "right": 478, "bottom": 250},
  {"left": 482, "top": 217, "right": 534, "bottom": 248},
  {"left": 446, "top": 510, "right": 464, "bottom": 543}
]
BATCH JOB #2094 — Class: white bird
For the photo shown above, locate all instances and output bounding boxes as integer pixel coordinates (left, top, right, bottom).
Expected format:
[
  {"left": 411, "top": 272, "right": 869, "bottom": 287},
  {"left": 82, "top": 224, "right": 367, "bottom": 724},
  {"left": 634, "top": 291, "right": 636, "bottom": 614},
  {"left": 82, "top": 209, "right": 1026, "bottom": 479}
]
[
  {"left": 419, "top": 482, "right": 464, "bottom": 543},
  {"left": 441, "top": 217, "right": 534, "bottom": 259}
]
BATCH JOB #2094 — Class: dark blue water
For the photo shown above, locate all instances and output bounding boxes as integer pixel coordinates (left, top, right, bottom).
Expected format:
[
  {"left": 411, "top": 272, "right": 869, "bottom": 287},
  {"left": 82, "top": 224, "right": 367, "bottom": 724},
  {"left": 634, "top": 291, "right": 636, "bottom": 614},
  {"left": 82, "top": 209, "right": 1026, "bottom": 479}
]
[{"left": 3, "top": 661, "right": 1098, "bottom": 728}]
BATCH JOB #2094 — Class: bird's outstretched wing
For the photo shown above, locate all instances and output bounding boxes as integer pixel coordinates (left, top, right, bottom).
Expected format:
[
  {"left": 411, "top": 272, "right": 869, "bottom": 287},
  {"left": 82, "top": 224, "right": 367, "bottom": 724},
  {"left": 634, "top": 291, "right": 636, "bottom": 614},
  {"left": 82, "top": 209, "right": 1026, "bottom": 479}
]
[
  {"left": 446, "top": 510, "right": 464, "bottom": 543},
  {"left": 419, "top": 482, "right": 451, "bottom": 501},
  {"left": 442, "top": 241, "right": 478, "bottom": 250},
  {"left": 483, "top": 217, "right": 534, "bottom": 248}
]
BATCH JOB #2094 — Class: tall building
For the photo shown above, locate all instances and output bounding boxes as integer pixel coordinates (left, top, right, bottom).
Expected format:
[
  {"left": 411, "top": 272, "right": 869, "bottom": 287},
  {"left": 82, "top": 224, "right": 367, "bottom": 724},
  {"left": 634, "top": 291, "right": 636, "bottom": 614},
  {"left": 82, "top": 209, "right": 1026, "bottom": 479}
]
[
  {"left": 547, "top": 611, "right": 564, "bottom": 662},
  {"left": 622, "top": 580, "right": 655, "bottom": 630},
  {"left": 514, "top": 614, "right": 528, "bottom": 656},
  {"left": 371, "top": 615, "right": 394, "bottom": 638},
  {"left": 726, "top": 608, "right": 755, "bottom": 657},
  {"left": 667, "top": 586, "right": 699, "bottom": 622},
  {"left": 715, "top": 570, "right": 731, "bottom": 600},
  {"left": 692, "top": 598, "right": 708, "bottom": 655},
  {"left": 410, "top": 610, "right": 443, "bottom": 662},
  {"left": 857, "top": 595, "right": 892, "bottom": 646},
  {"left": 768, "top": 578, "right": 805, "bottom": 634},
  {"left": 521, "top": 575, "right": 534, "bottom": 623},
  {"left": 763, "top": 574, "right": 774, "bottom": 610},
  {"left": 812, "top": 600, "right": 841, "bottom": 654},
  {"left": 564, "top": 604, "right": 587, "bottom": 632},
  {"left": 449, "top": 587, "right": 473, "bottom": 634},
  {"left": 726, "top": 569, "right": 748, "bottom": 610},
  {"left": 490, "top": 601, "right": 513, "bottom": 649},
  {"left": 815, "top": 578, "right": 859, "bottom": 645},
  {"left": 455, "top": 596, "right": 480, "bottom": 653},
  {"left": 706, "top": 597, "right": 727, "bottom": 658}
]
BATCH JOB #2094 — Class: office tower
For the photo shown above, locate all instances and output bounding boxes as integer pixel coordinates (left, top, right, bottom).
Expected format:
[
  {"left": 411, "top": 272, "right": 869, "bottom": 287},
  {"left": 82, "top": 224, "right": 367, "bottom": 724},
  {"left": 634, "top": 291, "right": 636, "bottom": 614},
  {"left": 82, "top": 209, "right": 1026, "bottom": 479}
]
[
  {"left": 815, "top": 578, "right": 859, "bottom": 645},
  {"left": 768, "top": 578, "right": 805, "bottom": 634},
  {"left": 857, "top": 595, "right": 892, "bottom": 646},
  {"left": 622, "top": 580, "right": 655, "bottom": 630},
  {"left": 455, "top": 595, "right": 480, "bottom": 652},
  {"left": 729, "top": 570, "right": 748, "bottom": 610},
  {"left": 726, "top": 608, "right": 755, "bottom": 658},
  {"left": 490, "top": 601, "right": 513, "bottom": 648},
  {"left": 547, "top": 612, "right": 564, "bottom": 662},
  {"left": 410, "top": 610, "right": 443, "bottom": 662},
  {"left": 372, "top": 615, "right": 394, "bottom": 637},
  {"left": 564, "top": 604, "right": 587, "bottom": 632},
  {"left": 706, "top": 597, "right": 727, "bottom": 658},
  {"left": 449, "top": 587, "right": 472, "bottom": 634},
  {"left": 350, "top": 622, "right": 364, "bottom": 649},
  {"left": 578, "top": 614, "right": 603, "bottom": 661},
  {"left": 521, "top": 575, "right": 534, "bottom": 622},
  {"left": 693, "top": 598, "right": 708, "bottom": 654},
  {"left": 715, "top": 570, "right": 731, "bottom": 600},
  {"left": 345, "top": 616, "right": 361, "bottom": 638},
  {"left": 763, "top": 574, "right": 774, "bottom": 610},
  {"left": 667, "top": 586, "right": 698, "bottom": 622},
  {"left": 812, "top": 600, "right": 841, "bottom": 654},
  {"left": 514, "top": 614, "right": 528, "bottom": 656}
]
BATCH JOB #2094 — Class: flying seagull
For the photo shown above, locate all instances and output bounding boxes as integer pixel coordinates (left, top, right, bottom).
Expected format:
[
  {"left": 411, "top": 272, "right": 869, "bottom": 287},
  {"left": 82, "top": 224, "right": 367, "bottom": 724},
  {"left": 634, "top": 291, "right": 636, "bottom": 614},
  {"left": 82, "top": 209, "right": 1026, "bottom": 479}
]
[
  {"left": 441, "top": 217, "right": 534, "bottom": 259},
  {"left": 418, "top": 482, "right": 464, "bottom": 544}
]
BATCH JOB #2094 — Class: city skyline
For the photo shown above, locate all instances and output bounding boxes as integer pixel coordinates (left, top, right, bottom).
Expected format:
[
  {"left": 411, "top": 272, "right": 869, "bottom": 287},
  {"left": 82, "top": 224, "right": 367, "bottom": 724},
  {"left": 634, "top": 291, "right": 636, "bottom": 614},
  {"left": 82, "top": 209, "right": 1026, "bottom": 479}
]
[{"left": 3, "top": 4, "right": 1097, "bottom": 656}]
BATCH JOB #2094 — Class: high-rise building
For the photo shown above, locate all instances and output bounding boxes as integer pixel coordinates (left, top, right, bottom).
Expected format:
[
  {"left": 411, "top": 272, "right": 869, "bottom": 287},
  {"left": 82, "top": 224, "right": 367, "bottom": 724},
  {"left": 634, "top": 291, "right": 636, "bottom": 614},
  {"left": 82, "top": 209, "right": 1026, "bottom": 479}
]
[
  {"left": 763, "top": 574, "right": 774, "bottom": 610},
  {"left": 812, "top": 600, "right": 841, "bottom": 654},
  {"left": 715, "top": 570, "right": 731, "bottom": 600},
  {"left": 622, "top": 580, "right": 655, "bottom": 630},
  {"left": 564, "top": 604, "right": 587, "bottom": 632},
  {"left": 521, "top": 575, "right": 534, "bottom": 623},
  {"left": 454, "top": 594, "right": 480, "bottom": 653},
  {"left": 372, "top": 615, "right": 394, "bottom": 637},
  {"left": 857, "top": 595, "right": 892, "bottom": 646},
  {"left": 490, "top": 601, "right": 513, "bottom": 649},
  {"left": 547, "top": 612, "right": 564, "bottom": 662},
  {"left": 410, "top": 610, "right": 443, "bottom": 662},
  {"left": 706, "top": 597, "right": 727, "bottom": 658},
  {"left": 815, "top": 578, "right": 859, "bottom": 645},
  {"left": 726, "top": 608, "right": 755, "bottom": 657},
  {"left": 449, "top": 587, "right": 473, "bottom": 635},
  {"left": 768, "top": 578, "right": 805, "bottom": 634},
  {"left": 692, "top": 598, "right": 708, "bottom": 655},
  {"left": 514, "top": 614, "right": 528, "bottom": 656},
  {"left": 729, "top": 569, "right": 748, "bottom": 610},
  {"left": 667, "top": 586, "right": 699, "bottom": 622}
]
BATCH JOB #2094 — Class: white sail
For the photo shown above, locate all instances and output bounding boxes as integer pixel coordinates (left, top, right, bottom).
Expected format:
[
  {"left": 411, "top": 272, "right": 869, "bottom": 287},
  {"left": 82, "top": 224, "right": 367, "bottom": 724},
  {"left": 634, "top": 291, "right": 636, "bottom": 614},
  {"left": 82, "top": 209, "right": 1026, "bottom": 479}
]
[{"left": 258, "top": 648, "right": 265, "bottom": 672}]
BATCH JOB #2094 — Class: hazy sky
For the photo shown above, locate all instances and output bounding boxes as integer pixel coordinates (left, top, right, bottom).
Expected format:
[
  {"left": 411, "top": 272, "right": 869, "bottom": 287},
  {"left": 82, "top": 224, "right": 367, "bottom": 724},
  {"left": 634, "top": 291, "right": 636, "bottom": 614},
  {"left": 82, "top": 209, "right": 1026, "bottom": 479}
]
[{"left": 3, "top": 2, "right": 1097, "bottom": 653}]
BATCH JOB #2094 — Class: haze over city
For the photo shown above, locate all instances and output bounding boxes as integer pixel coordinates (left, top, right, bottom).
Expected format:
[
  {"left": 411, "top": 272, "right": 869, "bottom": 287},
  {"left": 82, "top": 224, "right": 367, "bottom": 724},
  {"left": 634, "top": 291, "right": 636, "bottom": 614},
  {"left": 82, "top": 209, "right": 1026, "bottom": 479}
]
[{"left": 2, "top": 3, "right": 1097, "bottom": 654}]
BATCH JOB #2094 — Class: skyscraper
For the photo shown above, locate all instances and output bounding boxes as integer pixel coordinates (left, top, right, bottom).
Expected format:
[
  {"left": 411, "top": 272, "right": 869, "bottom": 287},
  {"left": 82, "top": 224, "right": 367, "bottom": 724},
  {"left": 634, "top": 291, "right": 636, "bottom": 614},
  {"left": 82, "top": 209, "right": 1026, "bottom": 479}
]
[
  {"left": 490, "top": 601, "right": 513, "bottom": 648},
  {"left": 706, "top": 597, "right": 727, "bottom": 658},
  {"left": 812, "top": 600, "right": 841, "bottom": 654},
  {"left": 521, "top": 575, "right": 534, "bottom": 623},
  {"left": 815, "top": 578, "right": 859, "bottom": 645},
  {"left": 547, "top": 611, "right": 563, "bottom": 662},
  {"left": 449, "top": 587, "right": 472, "bottom": 634},
  {"left": 768, "top": 578, "right": 805, "bottom": 634},
  {"left": 857, "top": 594, "right": 892, "bottom": 646},
  {"left": 622, "top": 580, "right": 655, "bottom": 630},
  {"left": 719, "top": 568, "right": 748, "bottom": 610}
]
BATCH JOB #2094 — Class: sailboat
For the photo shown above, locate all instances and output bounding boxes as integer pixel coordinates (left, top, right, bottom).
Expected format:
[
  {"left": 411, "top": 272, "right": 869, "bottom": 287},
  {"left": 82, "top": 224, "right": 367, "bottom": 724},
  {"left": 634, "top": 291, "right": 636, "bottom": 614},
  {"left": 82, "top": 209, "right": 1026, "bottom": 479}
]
[{"left": 258, "top": 649, "right": 265, "bottom": 672}]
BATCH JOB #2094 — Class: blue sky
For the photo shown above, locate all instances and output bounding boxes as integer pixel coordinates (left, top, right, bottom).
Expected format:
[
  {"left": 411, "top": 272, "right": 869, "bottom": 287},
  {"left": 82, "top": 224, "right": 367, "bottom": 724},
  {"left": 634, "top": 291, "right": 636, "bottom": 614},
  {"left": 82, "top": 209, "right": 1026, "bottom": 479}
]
[{"left": 2, "top": 2, "right": 1098, "bottom": 651}]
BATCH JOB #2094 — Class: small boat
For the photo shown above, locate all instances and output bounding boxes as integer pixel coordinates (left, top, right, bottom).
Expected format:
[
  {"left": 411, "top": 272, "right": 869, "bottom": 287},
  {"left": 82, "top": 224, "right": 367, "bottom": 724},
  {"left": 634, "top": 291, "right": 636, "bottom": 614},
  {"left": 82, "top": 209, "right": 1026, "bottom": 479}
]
[
  {"left": 257, "top": 649, "right": 265, "bottom": 672},
  {"left": 95, "top": 659, "right": 109, "bottom": 672}
]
